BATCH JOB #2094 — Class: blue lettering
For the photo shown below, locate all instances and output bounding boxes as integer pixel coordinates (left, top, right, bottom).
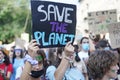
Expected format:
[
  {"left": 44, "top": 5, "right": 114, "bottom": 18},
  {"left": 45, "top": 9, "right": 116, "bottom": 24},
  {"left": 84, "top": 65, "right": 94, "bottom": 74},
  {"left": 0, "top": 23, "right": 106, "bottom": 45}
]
[
  {"left": 34, "top": 32, "right": 49, "bottom": 46},
  {"left": 49, "top": 33, "right": 55, "bottom": 45},
  {"left": 34, "top": 31, "right": 42, "bottom": 44},
  {"left": 55, "top": 33, "right": 63, "bottom": 44},
  {"left": 42, "top": 32, "right": 49, "bottom": 46},
  {"left": 34, "top": 31, "right": 74, "bottom": 47}
]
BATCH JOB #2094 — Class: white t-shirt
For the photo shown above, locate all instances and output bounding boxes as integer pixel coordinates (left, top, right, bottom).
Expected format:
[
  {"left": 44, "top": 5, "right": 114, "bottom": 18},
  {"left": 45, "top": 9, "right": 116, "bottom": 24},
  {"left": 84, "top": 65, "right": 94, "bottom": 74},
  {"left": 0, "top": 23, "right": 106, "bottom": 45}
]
[
  {"left": 74, "top": 60, "right": 87, "bottom": 73},
  {"left": 15, "top": 66, "right": 24, "bottom": 80},
  {"left": 78, "top": 51, "right": 89, "bottom": 60}
]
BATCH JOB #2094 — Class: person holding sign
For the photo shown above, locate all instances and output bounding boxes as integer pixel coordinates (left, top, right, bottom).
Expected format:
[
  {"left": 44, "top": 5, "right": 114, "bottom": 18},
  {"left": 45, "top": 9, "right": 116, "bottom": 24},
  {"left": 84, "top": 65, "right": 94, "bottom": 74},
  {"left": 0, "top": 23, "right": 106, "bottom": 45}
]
[
  {"left": 87, "top": 50, "right": 119, "bottom": 80},
  {"left": 20, "top": 40, "right": 48, "bottom": 80},
  {"left": 46, "top": 41, "right": 85, "bottom": 80}
]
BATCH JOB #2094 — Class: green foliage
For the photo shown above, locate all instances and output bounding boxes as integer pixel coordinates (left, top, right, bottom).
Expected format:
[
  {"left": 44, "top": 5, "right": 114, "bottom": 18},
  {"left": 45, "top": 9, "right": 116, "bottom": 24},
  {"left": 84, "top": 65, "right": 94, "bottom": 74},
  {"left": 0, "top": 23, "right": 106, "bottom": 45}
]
[{"left": 0, "top": 0, "right": 31, "bottom": 44}]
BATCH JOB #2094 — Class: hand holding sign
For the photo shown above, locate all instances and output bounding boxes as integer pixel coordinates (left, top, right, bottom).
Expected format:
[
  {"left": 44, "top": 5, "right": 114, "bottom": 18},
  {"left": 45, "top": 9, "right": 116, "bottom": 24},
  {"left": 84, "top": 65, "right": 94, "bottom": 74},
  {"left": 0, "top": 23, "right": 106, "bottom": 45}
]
[{"left": 28, "top": 39, "right": 40, "bottom": 59}]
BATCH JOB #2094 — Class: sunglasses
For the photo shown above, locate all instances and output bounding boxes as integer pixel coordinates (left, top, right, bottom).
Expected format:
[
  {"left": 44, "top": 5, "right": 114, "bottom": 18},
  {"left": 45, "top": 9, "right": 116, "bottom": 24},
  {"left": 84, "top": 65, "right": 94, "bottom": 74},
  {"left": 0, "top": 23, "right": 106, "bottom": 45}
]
[{"left": 14, "top": 49, "right": 22, "bottom": 53}]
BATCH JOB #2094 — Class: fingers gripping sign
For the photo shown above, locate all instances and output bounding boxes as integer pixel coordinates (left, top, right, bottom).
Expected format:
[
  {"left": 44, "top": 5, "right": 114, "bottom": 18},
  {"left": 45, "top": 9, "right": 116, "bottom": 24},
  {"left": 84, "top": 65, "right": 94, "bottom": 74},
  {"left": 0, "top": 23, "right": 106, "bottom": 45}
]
[
  {"left": 28, "top": 40, "right": 40, "bottom": 59},
  {"left": 64, "top": 41, "right": 75, "bottom": 57}
]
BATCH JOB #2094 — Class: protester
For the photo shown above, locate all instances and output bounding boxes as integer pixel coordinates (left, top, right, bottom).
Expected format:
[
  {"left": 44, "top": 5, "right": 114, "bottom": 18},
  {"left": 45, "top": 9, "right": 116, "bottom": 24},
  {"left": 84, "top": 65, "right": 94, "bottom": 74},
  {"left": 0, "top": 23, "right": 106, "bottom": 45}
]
[
  {"left": 10, "top": 46, "right": 24, "bottom": 80},
  {"left": 87, "top": 50, "right": 119, "bottom": 80},
  {"left": 78, "top": 37, "right": 90, "bottom": 64},
  {"left": 46, "top": 41, "right": 85, "bottom": 80},
  {"left": 95, "top": 39, "right": 111, "bottom": 50},
  {"left": 0, "top": 49, "right": 13, "bottom": 80},
  {"left": 20, "top": 40, "right": 48, "bottom": 80}
]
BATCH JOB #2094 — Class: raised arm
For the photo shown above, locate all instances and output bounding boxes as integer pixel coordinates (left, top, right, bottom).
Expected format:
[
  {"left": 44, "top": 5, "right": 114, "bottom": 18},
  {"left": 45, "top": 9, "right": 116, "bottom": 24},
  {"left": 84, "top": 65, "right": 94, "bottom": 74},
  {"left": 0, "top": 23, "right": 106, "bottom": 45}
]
[
  {"left": 54, "top": 41, "right": 74, "bottom": 80},
  {"left": 20, "top": 40, "right": 40, "bottom": 80}
]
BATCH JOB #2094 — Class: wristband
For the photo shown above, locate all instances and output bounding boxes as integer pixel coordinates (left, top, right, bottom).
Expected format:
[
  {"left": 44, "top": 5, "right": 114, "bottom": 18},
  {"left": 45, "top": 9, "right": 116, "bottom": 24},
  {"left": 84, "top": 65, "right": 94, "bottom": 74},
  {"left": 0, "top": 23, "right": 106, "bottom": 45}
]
[
  {"left": 64, "top": 56, "right": 73, "bottom": 63},
  {"left": 24, "top": 54, "right": 38, "bottom": 65}
]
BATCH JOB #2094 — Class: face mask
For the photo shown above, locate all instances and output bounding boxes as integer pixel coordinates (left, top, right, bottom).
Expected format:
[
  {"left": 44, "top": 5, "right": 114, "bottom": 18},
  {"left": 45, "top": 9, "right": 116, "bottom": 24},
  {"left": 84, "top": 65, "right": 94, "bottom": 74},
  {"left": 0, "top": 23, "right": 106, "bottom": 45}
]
[
  {"left": 82, "top": 43, "right": 90, "bottom": 51},
  {"left": 104, "top": 47, "right": 110, "bottom": 50},
  {"left": 0, "top": 59, "right": 5, "bottom": 64},
  {"left": 30, "top": 69, "right": 44, "bottom": 78}
]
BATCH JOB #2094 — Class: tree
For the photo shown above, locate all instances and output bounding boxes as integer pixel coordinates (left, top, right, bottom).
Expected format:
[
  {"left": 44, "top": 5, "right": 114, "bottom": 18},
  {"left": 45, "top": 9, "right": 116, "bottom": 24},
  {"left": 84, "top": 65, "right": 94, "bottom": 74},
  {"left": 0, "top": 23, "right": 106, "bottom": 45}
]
[{"left": 0, "top": 0, "right": 31, "bottom": 44}]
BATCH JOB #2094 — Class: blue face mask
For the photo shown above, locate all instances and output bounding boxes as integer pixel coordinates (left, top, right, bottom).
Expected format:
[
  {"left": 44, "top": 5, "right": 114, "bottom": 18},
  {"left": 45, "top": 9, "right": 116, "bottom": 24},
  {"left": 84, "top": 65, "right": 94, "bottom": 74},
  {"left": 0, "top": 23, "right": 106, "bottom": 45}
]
[
  {"left": 82, "top": 43, "right": 90, "bottom": 51},
  {"left": 0, "top": 58, "right": 5, "bottom": 64},
  {"left": 104, "top": 47, "right": 110, "bottom": 50}
]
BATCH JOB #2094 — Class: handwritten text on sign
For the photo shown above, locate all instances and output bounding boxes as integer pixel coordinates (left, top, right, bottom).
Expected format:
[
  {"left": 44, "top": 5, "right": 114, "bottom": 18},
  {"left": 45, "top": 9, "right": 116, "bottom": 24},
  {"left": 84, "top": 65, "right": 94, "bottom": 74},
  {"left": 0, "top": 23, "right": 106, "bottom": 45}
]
[
  {"left": 108, "top": 22, "right": 120, "bottom": 49},
  {"left": 31, "top": 1, "right": 76, "bottom": 48}
]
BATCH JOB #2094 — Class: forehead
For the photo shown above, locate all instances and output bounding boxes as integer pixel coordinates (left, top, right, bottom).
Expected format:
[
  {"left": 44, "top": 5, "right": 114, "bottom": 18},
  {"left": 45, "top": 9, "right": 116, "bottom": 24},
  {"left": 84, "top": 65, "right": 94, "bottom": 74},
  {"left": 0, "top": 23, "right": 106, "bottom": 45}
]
[{"left": 82, "top": 38, "right": 89, "bottom": 42}]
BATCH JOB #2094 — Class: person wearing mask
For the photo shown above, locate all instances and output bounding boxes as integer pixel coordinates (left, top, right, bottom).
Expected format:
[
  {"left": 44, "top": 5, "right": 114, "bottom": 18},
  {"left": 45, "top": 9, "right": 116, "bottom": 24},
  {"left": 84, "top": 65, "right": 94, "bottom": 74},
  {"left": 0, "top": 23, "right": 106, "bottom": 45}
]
[
  {"left": 0, "top": 49, "right": 13, "bottom": 80},
  {"left": 78, "top": 37, "right": 90, "bottom": 64},
  {"left": 87, "top": 50, "right": 119, "bottom": 80},
  {"left": 20, "top": 40, "right": 48, "bottom": 80},
  {"left": 46, "top": 41, "right": 85, "bottom": 80}
]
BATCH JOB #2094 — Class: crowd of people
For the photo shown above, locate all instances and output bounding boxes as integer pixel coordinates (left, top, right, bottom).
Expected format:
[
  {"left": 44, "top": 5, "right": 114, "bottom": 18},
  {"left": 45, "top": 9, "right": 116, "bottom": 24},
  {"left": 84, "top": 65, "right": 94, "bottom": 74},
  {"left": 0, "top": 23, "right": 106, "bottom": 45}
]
[{"left": 0, "top": 34, "right": 120, "bottom": 80}]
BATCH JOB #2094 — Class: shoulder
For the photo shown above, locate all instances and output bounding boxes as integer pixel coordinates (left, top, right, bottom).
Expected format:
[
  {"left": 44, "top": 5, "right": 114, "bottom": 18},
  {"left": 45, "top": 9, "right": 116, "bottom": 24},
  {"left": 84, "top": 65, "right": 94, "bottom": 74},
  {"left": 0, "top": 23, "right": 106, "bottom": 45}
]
[
  {"left": 46, "top": 65, "right": 56, "bottom": 80},
  {"left": 46, "top": 65, "right": 56, "bottom": 72}
]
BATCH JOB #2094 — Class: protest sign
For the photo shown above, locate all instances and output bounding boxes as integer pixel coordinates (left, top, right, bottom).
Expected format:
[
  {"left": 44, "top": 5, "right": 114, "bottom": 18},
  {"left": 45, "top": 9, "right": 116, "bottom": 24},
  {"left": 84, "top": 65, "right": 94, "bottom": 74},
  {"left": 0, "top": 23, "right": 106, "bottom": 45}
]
[
  {"left": 31, "top": 0, "right": 76, "bottom": 48},
  {"left": 15, "top": 38, "right": 25, "bottom": 49},
  {"left": 108, "top": 22, "right": 120, "bottom": 49},
  {"left": 88, "top": 9, "right": 117, "bottom": 34}
]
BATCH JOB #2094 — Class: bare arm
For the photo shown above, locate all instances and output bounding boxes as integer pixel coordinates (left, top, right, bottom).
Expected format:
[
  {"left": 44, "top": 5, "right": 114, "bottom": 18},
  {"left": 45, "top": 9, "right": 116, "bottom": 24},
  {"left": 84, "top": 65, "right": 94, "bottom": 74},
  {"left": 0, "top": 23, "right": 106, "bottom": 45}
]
[
  {"left": 20, "top": 40, "right": 40, "bottom": 80},
  {"left": 54, "top": 57, "right": 69, "bottom": 80},
  {"left": 20, "top": 61, "right": 32, "bottom": 80},
  {"left": 54, "top": 42, "right": 74, "bottom": 80}
]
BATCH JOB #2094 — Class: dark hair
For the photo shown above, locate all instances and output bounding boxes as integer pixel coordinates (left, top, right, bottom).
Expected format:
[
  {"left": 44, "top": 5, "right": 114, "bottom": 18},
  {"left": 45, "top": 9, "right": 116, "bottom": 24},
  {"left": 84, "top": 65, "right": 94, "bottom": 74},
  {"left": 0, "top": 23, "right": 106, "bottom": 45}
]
[
  {"left": 80, "top": 37, "right": 89, "bottom": 44},
  {"left": 12, "top": 49, "right": 24, "bottom": 64},
  {"left": 55, "top": 47, "right": 64, "bottom": 68},
  {"left": 73, "top": 45, "right": 81, "bottom": 62},
  {"left": 0, "top": 49, "right": 10, "bottom": 65},
  {"left": 89, "top": 34, "right": 101, "bottom": 43},
  {"left": 48, "top": 48, "right": 56, "bottom": 65},
  {"left": 75, "top": 52, "right": 81, "bottom": 62},
  {"left": 87, "top": 50, "right": 118, "bottom": 79},
  {"left": 95, "top": 39, "right": 110, "bottom": 49},
  {"left": 36, "top": 49, "right": 49, "bottom": 78},
  {"left": 36, "top": 49, "right": 48, "bottom": 66}
]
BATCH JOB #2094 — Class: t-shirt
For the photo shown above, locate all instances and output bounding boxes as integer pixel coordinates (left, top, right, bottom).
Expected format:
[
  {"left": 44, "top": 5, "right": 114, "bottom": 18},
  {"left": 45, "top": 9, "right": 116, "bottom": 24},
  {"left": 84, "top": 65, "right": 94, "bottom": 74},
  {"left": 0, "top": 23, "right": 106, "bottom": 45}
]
[
  {"left": 15, "top": 66, "right": 24, "bottom": 80},
  {"left": 78, "top": 51, "right": 89, "bottom": 60},
  {"left": 74, "top": 60, "right": 87, "bottom": 73},
  {"left": 10, "top": 58, "right": 24, "bottom": 80},
  {"left": 0, "top": 63, "right": 13, "bottom": 80},
  {"left": 46, "top": 65, "right": 85, "bottom": 80}
]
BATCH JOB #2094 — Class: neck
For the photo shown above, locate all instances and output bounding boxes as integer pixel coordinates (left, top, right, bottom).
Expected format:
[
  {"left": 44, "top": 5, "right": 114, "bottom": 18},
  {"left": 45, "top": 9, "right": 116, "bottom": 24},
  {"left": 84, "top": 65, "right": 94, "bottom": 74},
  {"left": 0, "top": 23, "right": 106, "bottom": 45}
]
[
  {"left": 16, "top": 57, "right": 21, "bottom": 59},
  {"left": 81, "top": 49, "right": 88, "bottom": 53},
  {"left": 101, "top": 75, "right": 110, "bottom": 80}
]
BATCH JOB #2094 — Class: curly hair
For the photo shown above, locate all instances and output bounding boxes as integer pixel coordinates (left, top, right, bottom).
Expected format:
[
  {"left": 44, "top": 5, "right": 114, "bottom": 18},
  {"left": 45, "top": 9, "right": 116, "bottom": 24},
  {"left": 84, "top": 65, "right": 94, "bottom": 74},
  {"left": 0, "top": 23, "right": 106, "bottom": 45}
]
[{"left": 87, "top": 50, "right": 118, "bottom": 80}]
